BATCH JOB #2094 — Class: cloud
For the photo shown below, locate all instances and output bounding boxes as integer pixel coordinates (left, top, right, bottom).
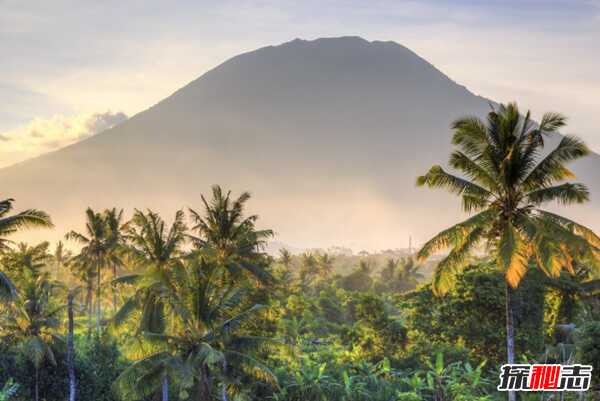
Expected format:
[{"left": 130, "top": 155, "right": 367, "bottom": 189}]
[{"left": 0, "top": 111, "right": 127, "bottom": 167}]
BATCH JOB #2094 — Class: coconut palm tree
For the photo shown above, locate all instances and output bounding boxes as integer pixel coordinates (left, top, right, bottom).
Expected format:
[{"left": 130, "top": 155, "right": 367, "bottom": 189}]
[
  {"left": 66, "top": 289, "right": 76, "bottom": 401},
  {"left": 68, "top": 254, "right": 97, "bottom": 334},
  {"left": 52, "top": 241, "right": 73, "bottom": 281},
  {"left": 65, "top": 208, "right": 114, "bottom": 335},
  {"left": 317, "top": 253, "right": 335, "bottom": 279},
  {"left": 0, "top": 198, "right": 52, "bottom": 302},
  {"left": 0, "top": 245, "right": 62, "bottom": 401},
  {"left": 113, "top": 254, "right": 275, "bottom": 401},
  {"left": 104, "top": 208, "right": 127, "bottom": 311},
  {"left": 188, "top": 185, "right": 273, "bottom": 284},
  {"left": 299, "top": 253, "right": 318, "bottom": 286},
  {"left": 416, "top": 102, "right": 600, "bottom": 401},
  {"left": 278, "top": 248, "right": 293, "bottom": 269},
  {"left": 396, "top": 257, "right": 424, "bottom": 292},
  {"left": 380, "top": 258, "right": 399, "bottom": 284},
  {"left": 341, "top": 261, "right": 374, "bottom": 292},
  {"left": 124, "top": 209, "right": 187, "bottom": 268},
  {"left": 113, "top": 209, "right": 187, "bottom": 401},
  {"left": 2, "top": 242, "right": 52, "bottom": 274}
]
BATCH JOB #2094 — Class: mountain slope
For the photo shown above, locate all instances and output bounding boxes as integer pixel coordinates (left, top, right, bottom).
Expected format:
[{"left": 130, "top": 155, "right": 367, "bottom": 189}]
[{"left": 2, "top": 37, "right": 599, "bottom": 249}]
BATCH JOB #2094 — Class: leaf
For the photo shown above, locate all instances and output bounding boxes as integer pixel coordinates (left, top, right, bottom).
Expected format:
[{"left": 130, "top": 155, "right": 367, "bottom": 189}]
[{"left": 498, "top": 222, "right": 529, "bottom": 288}]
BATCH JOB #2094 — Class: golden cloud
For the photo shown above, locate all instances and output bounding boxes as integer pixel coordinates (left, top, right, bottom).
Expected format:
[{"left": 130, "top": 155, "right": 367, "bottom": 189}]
[{"left": 0, "top": 111, "right": 127, "bottom": 167}]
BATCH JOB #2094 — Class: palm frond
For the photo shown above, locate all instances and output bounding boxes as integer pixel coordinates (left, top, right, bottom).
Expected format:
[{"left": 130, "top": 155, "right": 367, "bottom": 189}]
[
  {"left": 431, "top": 226, "right": 484, "bottom": 295},
  {"left": 0, "top": 271, "right": 16, "bottom": 302},
  {"left": 522, "top": 135, "right": 590, "bottom": 190},
  {"left": 417, "top": 209, "right": 494, "bottom": 261},
  {"left": 0, "top": 209, "right": 53, "bottom": 236},
  {"left": 526, "top": 183, "right": 589, "bottom": 206},
  {"left": 417, "top": 166, "right": 491, "bottom": 201},
  {"left": 497, "top": 222, "right": 530, "bottom": 288}
]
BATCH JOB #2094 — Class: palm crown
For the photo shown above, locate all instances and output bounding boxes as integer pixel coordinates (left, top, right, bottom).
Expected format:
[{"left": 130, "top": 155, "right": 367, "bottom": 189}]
[
  {"left": 417, "top": 103, "right": 600, "bottom": 293},
  {"left": 0, "top": 199, "right": 53, "bottom": 251},
  {"left": 0, "top": 199, "right": 52, "bottom": 302}
]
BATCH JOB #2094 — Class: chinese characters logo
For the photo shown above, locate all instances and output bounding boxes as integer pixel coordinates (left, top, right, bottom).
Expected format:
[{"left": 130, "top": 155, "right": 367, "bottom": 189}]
[{"left": 498, "top": 364, "right": 592, "bottom": 392}]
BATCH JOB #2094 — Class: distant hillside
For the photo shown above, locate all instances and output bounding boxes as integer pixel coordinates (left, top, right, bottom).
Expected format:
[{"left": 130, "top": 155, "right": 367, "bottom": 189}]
[{"left": 2, "top": 36, "right": 599, "bottom": 249}]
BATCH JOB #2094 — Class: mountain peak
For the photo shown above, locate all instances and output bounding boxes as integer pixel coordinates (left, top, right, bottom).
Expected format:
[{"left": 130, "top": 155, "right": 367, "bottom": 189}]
[
  {"left": 2, "top": 38, "right": 599, "bottom": 249},
  {"left": 167, "top": 35, "right": 471, "bottom": 116}
]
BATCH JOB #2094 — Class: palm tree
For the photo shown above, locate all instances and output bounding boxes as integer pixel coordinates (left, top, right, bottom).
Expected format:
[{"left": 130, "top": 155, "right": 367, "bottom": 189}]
[
  {"left": 66, "top": 289, "right": 76, "bottom": 401},
  {"left": 278, "top": 248, "right": 293, "bottom": 269},
  {"left": 113, "top": 254, "right": 275, "bottom": 401},
  {"left": 317, "top": 253, "right": 335, "bottom": 279},
  {"left": 299, "top": 253, "right": 318, "bottom": 285},
  {"left": 396, "top": 257, "right": 424, "bottom": 292},
  {"left": 52, "top": 241, "right": 72, "bottom": 279},
  {"left": 380, "top": 258, "right": 399, "bottom": 285},
  {"left": 2, "top": 242, "right": 53, "bottom": 274},
  {"left": 114, "top": 209, "right": 187, "bottom": 401},
  {"left": 341, "top": 261, "right": 373, "bottom": 292},
  {"left": 124, "top": 209, "right": 187, "bottom": 268},
  {"left": 416, "top": 103, "right": 600, "bottom": 401},
  {"left": 68, "top": 254, "right": 97, "bottom": 334},
  {"left": 66, "top": 208, "right": 112, "bottom": 335},
  {"left": 0, "top": 245, "right": 63, "bottom": 401},
  {"left": 104, "top": 208, "right": 127, "bottom": 311},
  {"left": 188, "top": 185, "right": 274, "bottom": 284},
  {"left": 0, "top": 198, "right": 52, "bottom": 302}
]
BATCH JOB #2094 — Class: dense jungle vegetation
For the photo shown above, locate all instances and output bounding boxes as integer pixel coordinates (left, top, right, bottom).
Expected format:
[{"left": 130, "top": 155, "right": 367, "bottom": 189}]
[{"left": 1, "top": 103, "right": 600, "bottom": 401}]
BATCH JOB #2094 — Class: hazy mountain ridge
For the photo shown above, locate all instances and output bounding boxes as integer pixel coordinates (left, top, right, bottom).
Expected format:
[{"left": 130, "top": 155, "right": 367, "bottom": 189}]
[{"left": 2, "top": 36, "right": 599, "bottom": 249}]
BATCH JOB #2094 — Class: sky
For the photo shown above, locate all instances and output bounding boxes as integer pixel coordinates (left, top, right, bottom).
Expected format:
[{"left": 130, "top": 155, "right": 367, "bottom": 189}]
[{"left": 1, "top": 0, "right": 599, "bottom": 167}]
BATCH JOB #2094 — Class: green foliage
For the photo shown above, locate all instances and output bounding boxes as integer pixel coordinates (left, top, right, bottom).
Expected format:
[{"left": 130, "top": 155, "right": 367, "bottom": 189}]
[
  {"left": 417, "top": 103, "right": 598, "bottom": 293},
  {"left": 0, "top": 379, "right": 18, "bottom": 401},
  {"left": 75, "top": 337, "right": 126, "bottom": 401},
  {"left": 339, "top": 261, "right": 373, "bottom": 292},
  {"left": 0, "top": 336, "right": 124, "bottom": 401},
  {"left": 2, "top": 172, "right": 600, "bottom": 401},
  {"left": 405, "top": 263, "right": 545, "bottom": 365},
  {"left": 577, "top": 321, "right": 600, "bottom": 380}
]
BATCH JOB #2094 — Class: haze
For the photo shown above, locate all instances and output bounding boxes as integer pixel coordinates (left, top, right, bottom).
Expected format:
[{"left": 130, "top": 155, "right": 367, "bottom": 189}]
[{"left": 1, "top": 1, "right": 599, "bottom": 251}]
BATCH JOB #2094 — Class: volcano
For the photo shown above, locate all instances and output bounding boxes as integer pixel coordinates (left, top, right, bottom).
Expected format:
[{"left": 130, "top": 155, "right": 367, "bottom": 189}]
[{"left": 2, "top": 37, "right": 599, "bottom": 249}]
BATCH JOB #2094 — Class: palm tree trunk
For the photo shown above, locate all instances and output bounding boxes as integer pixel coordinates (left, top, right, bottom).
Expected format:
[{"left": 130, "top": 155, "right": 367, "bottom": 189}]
[
  {"left": 86, "top": 281, "right": 93, "bottom": 337},
  {"left": 198, "top": 365, "right": 211, "bottom": 401},
  {"left": 35, "top": 366, "right": 39, "bottom": 401},
  {"left": 67, "top": 291, "right": 77, "bottom": 401},
  {"left": 506, "top": 283, "right": 516, "bottom": 401},
  {"left": 222, "top": 358, "right": 228, "bottom": 401},
  {"left": 112, "top": 263, "right": 117, "bottom": 312},
  {"left": 96, "top": 265, "right": 101, "bottom": 336},
  {"left": 162, "top": 376, "right": 169, "bottom": 401}
]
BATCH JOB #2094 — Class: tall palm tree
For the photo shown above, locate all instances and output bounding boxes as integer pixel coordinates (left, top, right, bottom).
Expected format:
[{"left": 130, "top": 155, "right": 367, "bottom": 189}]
[
  {"left": 278, "top": 248, "right": 293, "bottom": 269},
  {"left": 317, "top": 253, "right": 335, "bottom": 279},
  {"left": 124, "top": 209, "right": 187, "bottom": 268},
  {"left": 113, "top": 254, "right": 275, "bottom": 401},
  {"left": 299, "top": 253, "right": 318, "bottom": 285},
  {"left": 188, "top": 185, "right": 273, "bottom": 284},
  {"left": 66, "top": 289, "right": 76, "bottom": 401},
  {"left": 0, "top": 198, "right": 52, "bottom": 302},
  {"left": 380, "top": 258, "right": 399, "bottom": 284},
  {"left": 0, "top": 244, "right": 63, "bottom": 401},
  {"left": 2, "top": 242, "right": 53, "bottom": 274},
  {"left": 104, "top": 208, "right": 127, "bottom": 311},
  {"left": 52, "top": 241, "right": 73, "bottom": 281},
  {"left": 396, "top": 257, "right": 424, "bottom": 292},
  {"left": 114, "top": 209, "right": 188, "bottom": 401},
  {"left": 416, "top": 103, "right": 600, "bottom": 401},
  {"left": 65, "top": 208, "right": 113, "bottom": 335},
  {"left": 68, "top": 254, "right": 97, "bottom": 334}
]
